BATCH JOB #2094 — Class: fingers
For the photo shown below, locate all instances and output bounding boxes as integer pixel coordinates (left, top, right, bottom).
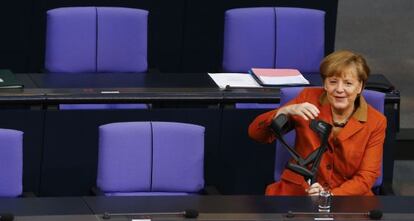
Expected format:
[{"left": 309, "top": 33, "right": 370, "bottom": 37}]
[
  {"left": 306, "top": 182, "right": 324, "bottom": 196},
  {"left": 290, "top": 103, "right": 320, "bottom": 120}
]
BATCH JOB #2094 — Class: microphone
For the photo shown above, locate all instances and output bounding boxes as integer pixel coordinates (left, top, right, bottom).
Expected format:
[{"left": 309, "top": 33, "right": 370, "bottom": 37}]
[
  {"left": 102, "top": 209, "right": 199, "bottom": 219},
  {"left": 0, "top": 214, "right": 14, "bottom": 221},
  {"left": 286, "top": 210, "right": 383, "bottom": 220}
]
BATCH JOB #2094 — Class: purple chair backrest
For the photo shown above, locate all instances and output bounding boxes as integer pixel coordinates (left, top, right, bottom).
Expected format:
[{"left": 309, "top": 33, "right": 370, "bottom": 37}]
[
  {"left": 274, "top": 87, "right": 384, "bottom": 189},
  {"left": 223, "top": 7, "right": 325, "bottom": 73},
  {"left": 97, "top": 122, "right": 205, "bottom": 196},
  {"left": 45, "top": 7, "right": 148, "bottom": 73},
  {"left": 0, "top": 128, "right": 23, "bottom": 197},
  {"left": 45, "top": 7, "right": 149, "bottom": 110}
]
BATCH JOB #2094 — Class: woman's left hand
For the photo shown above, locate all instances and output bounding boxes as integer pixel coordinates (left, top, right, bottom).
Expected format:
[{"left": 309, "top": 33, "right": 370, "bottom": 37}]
[{"left": 306, "top": 182, "right": 324, "bottom": 196}]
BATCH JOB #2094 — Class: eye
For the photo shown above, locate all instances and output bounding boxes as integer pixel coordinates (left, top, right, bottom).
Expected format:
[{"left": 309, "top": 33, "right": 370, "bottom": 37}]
[{"left": 345, "top": 81, "right": 353, "bottom": 86}]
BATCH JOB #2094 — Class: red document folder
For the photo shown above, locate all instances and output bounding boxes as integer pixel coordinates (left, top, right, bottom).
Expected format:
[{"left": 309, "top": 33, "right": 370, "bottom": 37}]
[{"left": 250, "top": 68, "right": 309, "bottom": 86}]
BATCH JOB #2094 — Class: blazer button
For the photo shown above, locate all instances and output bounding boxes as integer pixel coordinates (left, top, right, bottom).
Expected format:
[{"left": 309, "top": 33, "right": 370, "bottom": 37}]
[{"left": 326, "top": 164, "right": 332, "bottom": 170}]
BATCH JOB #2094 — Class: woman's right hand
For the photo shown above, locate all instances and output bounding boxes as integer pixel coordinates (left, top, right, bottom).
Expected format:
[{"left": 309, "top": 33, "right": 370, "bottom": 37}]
[{"left": 276, "top": 102, "right": 320, "bottom": 121}]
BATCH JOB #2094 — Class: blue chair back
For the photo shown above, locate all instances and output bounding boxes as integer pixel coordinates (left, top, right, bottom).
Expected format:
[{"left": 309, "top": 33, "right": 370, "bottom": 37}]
[
  {"left": 223, "top": 7, "right": 325, "bottom": 73},
  {"left": 45, "top": 7, "right": 148, "bottom": 110},
  {"left": 45, "top": 6, "right": 148, "bottom": 73},
  {"left": 0, "top": 128, "right": 23, "bottom": 197},
  {"left": 97, "top": 121, "right": 205, "bottom": 196},
  {"left": 223, "top": 7, "right": 324, "bottom": 109}
]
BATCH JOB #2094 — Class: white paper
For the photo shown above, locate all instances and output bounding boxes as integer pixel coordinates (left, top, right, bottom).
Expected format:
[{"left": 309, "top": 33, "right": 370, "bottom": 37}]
[
  {"left": 208, "top": 73, "right": 261, "bottom": 89},
  {"left": 259, "top": 75, "right": 309, "bottom": 85}
]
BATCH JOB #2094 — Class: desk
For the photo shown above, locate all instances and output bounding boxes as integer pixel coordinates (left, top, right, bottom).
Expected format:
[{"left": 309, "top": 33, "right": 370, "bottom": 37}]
[
  {"left": 85, "top": 195, "right": 414, "bottom": 221},
  {"left": 0, "top": 73, "right": 400, "bottom": 196},
  {"left": 1, "top": 196, "right": 413, "bottom": 221}
]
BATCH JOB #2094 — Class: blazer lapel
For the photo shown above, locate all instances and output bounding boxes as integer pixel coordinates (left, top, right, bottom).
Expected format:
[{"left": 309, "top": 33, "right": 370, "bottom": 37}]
[
  {"left": 337, "top": 95, "right": 368, "bottom": 141},
  {"left": 318, "top": 93, "right": 368, "bottom": 142},
  {"left": 337, "top": 118, "right": 364, "bottom": 141}
]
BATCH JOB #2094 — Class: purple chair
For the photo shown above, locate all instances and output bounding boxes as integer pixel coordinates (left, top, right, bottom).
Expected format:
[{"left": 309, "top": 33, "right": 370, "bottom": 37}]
[
  {"left": 45, "top": 7, "right": 148, "bottom": 110},
  {"left": 0, "top": 128, "right": 23, "bottom": 197},
  {"left": 274, "top": 87, "right": 385, "bottom": 193},
  {"left": 97, "top": 122, "right": 205, "bottom": 196},
  {"left": 222, "top": 7, "right": 325, "bottom": 109}
]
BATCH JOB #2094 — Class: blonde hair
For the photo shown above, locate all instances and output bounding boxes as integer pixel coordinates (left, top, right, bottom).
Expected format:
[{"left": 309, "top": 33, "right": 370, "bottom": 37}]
[{"left": 320, "top": 50, "right": 370, "bottom": 84}]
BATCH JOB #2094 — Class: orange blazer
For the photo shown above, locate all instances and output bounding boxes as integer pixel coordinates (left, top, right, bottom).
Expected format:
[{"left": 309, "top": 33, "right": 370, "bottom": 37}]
[{"left": 248, "top": 88, "right": 386, "bottom": 196}]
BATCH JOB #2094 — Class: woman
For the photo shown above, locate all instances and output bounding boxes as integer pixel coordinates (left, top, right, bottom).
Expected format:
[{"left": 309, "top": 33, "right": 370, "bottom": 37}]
[{"left": 248, "top": 50, "right": 386, "bottom": 196}]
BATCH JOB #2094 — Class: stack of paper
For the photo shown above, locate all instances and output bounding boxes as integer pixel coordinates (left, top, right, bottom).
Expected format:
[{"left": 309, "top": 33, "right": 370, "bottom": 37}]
[
  {"left": 250, "top": 68, "right": 309, "bottom": 86},
  {"left": 208, "top": 73, "right": 261, "bottom": 89}
]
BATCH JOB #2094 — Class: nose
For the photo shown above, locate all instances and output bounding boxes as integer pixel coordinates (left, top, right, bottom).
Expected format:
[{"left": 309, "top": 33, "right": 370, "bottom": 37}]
[{"left": 335, "top": 82, "right": 345, "bottom": 92}]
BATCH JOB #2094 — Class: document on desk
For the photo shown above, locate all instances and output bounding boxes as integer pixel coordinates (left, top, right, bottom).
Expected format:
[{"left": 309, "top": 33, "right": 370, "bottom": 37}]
[
  {"left": 208, "top": 73, "right": 261, "bottom": 89},
  {"left": 0, "top": 69, "right": 24, "bottom": 89},
  {"left": 250, "top": 68, "right": 309, "bottom": 86}
]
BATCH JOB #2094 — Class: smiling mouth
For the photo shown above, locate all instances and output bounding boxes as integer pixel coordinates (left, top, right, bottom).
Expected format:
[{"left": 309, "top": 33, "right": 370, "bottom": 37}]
[{"left": 335, "top": 97, "right": 347, "bottom": 101}]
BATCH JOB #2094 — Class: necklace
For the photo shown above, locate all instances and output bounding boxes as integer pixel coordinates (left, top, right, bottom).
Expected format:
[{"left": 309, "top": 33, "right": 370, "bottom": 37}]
[
  {"left": 332, "top": 121, "right": 347, "bottom": 128},
  {"left": 332, "top": 110, "right": 355, "bottom": 128},
  {"left": 332, "top": 105, "right": 357, "bottom": 128}
]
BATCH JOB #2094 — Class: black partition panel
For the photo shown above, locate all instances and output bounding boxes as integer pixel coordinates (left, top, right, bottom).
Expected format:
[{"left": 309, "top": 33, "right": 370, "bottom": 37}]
[
  {"left": 0, "top": 1, "right": 32, "bottom": 71},
  {"left": 219, "top": 109, "right": 276, "bottom": 194},
  {"left": 0, "top": 110, "right": 44, "bottom": 195}
]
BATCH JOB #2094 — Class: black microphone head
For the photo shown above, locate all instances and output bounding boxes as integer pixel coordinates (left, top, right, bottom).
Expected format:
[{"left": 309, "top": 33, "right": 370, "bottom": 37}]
[
  {"left": 368, "top": 210, "right": 383, "bottom": 220},
  {"left": 0, "top": 213, "right": 14, "bottom": 221},
  {"left": 286, "top": 211, "right": 295, "bottom": 218},
  {"left": 183, "top": 209, "right": 199, "bottom": 218},
  {"left": 102, "top": 212, "right": 111, "bottom": 219}
]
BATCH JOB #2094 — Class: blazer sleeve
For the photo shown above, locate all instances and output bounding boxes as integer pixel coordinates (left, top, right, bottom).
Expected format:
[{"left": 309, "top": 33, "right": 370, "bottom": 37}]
[
  {"left": 248, "top": 89, "right": 307, "bottom": 144},
  {"left": 331, "top": 115, "right": 387, "bottom": 195}
]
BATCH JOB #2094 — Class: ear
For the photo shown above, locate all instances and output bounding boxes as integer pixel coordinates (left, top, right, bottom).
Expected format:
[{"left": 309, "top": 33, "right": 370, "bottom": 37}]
[
  {"left": 323, "top": 79, "right": 328, "bottom": 90},
  {"left": 358, "top": 81, "right": 364, "bottom": 94}
]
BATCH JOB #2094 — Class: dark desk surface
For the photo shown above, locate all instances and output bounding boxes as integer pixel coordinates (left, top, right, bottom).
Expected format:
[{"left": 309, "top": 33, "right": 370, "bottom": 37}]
[
  {"left": 84, "top": 195, "right": 414, "bottom": 214},
  {"left": 0, "top": 73, "right": 400, "bottom": 104},
  {"left": 29, "top": 73, "right": 217, "bottom": 88},
  {"left": 0, "top": 197, "right": 90, "bottom": 216},
  {"left": 2, "top": 196, "right": 413, "bottom": 221}
]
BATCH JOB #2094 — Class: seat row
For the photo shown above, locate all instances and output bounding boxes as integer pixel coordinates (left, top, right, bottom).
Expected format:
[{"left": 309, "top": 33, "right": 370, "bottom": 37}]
[
  {"left": 0, "top": 88, "right": 385, "bottom": 197},
  {"left": 45, "top": 6, "right": 325, "bottom": 74},
  {"left": 1, "top": 121, "right": 205, "bottom": 197},
  {"left": 44, "top": 6, "right": 325, "bottom": 110}
]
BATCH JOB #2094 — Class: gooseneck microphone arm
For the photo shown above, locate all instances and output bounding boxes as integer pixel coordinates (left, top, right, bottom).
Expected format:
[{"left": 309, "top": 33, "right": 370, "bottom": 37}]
[
  {"left": 287, "top": 210, "right": 383, "bottom": 220},
  {"left": 102, "top": 209, "right": 199, "bottom": 219},
  {"left": 270, "top": 114, "right": 332, "bottom": 184}
]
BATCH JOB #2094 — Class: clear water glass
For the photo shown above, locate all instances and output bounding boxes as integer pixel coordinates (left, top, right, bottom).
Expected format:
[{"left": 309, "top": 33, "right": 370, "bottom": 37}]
[{"left": 318, "top": 189, "right": 331, "bottom": 212}]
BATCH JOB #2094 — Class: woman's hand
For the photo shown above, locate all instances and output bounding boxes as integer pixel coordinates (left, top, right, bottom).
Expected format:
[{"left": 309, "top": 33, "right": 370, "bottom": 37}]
[
  {"left": 306, "top": 182, "right": 324, "bottom": 196},
  {"left": 276, "top": 102, "right": 320, "bottom": 120}
]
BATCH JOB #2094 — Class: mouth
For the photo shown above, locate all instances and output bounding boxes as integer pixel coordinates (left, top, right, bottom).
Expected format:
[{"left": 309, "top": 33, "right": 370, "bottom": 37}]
[{"left": 334, "top": 96, "right": 347, "bottom": 101}]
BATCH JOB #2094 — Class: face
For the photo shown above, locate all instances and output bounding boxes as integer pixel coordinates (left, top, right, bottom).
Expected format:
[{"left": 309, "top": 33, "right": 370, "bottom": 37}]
[{"left": 323, "top": 69, "right": 363, "bottom": 114}]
